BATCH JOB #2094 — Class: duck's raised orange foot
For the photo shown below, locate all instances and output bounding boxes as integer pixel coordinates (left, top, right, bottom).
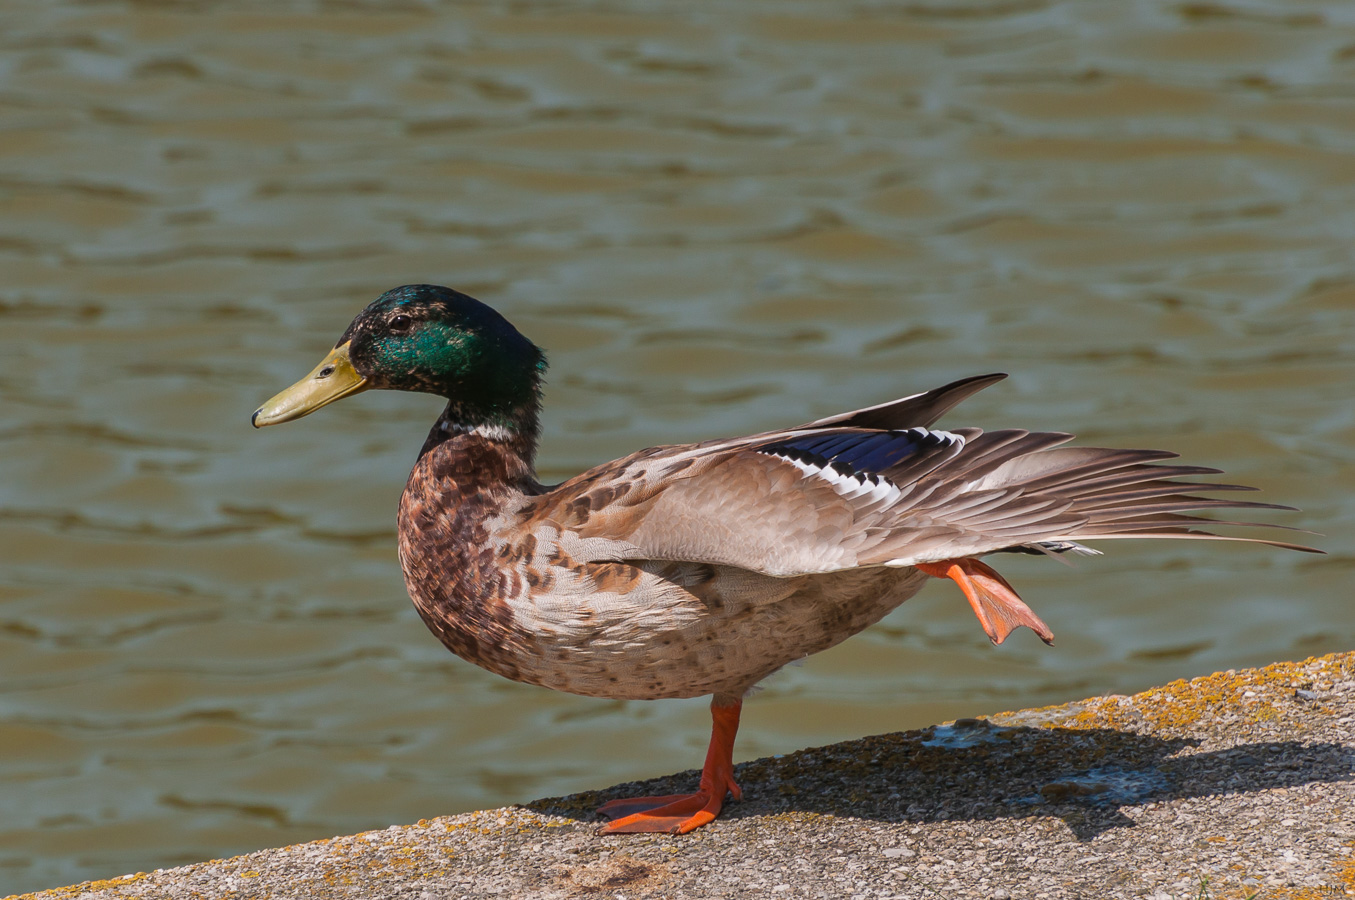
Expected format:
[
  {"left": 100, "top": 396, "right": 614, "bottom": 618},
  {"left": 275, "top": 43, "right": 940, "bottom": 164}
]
[
  {"left": 597, "top": 698, "right": 742, "bottom": 835},
  {"left": 916, "top": 557, "right": 1054, "bottom": 646}
]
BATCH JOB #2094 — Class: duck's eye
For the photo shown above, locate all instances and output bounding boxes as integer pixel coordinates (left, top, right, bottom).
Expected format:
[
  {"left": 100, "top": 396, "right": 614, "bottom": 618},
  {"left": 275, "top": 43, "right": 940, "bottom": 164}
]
[{"left": 390, "top": 314, "right": 414, "bottom": 333}]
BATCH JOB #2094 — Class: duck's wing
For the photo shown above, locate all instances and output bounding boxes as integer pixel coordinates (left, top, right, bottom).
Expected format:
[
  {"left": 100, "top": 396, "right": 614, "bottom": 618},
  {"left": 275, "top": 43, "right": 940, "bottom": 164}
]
[{"left": 530, "top": 423, "right": 1317, "bottom": 577}]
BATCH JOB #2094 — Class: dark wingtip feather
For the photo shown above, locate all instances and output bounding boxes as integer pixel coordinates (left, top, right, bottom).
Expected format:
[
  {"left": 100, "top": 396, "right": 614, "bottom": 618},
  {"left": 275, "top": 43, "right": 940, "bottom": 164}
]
[{"left": 800, "top": 373, "right": 1010, "bottom": 432}]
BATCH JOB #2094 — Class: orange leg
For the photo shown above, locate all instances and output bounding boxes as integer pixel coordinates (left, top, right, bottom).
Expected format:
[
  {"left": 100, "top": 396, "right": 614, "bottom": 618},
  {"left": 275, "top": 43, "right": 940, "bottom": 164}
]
[
  {"left": 916, "top": 558, "right": 1054, "bottom": 646},
  {"left": 597, "top": 697, "right": 742, "bottom": 834}
]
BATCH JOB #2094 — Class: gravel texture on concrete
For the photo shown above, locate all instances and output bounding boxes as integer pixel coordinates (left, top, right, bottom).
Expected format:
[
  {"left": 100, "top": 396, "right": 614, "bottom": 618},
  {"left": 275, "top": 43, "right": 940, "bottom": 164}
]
[{"left": 10, "top": 652, "right": 1354, "bottom": 900}]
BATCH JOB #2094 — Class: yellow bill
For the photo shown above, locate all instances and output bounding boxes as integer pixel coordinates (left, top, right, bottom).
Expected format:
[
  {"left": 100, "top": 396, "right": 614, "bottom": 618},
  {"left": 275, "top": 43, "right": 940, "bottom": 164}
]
[{"left": 252, "top": 341, "right": 368, "bottom": 427}]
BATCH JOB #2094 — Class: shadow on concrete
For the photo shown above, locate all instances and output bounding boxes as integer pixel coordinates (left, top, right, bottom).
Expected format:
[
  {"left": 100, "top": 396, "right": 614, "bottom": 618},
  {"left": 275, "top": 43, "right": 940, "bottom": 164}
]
[{"left": 524, "top": 718, "right": 1355, "bottom": 842}]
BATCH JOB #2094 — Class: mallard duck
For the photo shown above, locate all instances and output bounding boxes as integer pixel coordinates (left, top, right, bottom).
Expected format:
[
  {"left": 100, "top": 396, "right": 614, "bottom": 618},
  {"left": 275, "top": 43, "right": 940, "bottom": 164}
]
[{"left": 253, "top": 284, "right": 1315, "bottom": 834}]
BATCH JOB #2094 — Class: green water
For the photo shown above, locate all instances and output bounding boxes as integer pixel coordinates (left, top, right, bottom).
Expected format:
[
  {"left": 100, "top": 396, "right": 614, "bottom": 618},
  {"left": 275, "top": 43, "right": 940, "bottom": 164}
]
[{"left": 1, "top": 1, "right": 1351, "bottom": 893}]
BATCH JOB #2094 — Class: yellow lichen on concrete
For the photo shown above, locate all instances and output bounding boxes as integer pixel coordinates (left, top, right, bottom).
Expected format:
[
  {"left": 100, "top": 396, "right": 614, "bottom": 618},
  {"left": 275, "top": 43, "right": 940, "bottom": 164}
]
[
  {"left": 1228, "top": 852, "right": 1355, "bottom": 900},
  {"left": 999, "top": 652, "right": 1353, "bottom": 735},
  {"left": 5, "top": 871, "right": 152, "bottom": 900}
]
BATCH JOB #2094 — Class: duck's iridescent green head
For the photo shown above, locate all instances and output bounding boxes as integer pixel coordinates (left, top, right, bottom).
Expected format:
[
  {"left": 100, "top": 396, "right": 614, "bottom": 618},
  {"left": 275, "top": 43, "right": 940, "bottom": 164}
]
[{"left": 252, "top": 285, "right": 546, "bottom": 431}]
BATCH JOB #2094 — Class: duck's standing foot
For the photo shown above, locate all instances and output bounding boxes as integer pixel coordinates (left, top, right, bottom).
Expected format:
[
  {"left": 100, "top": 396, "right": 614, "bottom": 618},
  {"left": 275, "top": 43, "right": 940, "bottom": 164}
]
[
  {"left": 916, "top": 557, "right": 1055, "bottom": 646},
  {"left": 598, "top": 697, "right": 743, "bottom": 834}
]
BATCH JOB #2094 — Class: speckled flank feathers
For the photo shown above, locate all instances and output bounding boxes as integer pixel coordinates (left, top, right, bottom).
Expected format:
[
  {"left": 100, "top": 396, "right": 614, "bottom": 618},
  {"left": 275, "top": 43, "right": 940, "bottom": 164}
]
[{"left": 256, "top": 284, "right": 1317, "bottom": 833}]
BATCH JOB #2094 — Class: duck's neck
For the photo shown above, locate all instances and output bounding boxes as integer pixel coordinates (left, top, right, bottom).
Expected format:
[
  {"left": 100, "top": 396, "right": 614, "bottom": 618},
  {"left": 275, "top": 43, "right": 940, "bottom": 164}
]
[{"left": 416, "top": 399, "right": 542, "bottom": 484}]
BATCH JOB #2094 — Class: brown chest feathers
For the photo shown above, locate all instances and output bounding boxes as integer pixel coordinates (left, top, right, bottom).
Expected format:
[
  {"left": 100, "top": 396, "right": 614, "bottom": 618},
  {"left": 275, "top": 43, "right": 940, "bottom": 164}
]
[{"left": 397, "top": 429, "right": 542, "bottom": 683}]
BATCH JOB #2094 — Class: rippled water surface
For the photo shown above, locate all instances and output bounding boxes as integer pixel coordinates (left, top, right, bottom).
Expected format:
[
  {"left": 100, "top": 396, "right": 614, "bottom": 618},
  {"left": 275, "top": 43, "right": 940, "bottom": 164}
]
[{"left": 2, "top": 0, "right": 1353, "bottom": 893}]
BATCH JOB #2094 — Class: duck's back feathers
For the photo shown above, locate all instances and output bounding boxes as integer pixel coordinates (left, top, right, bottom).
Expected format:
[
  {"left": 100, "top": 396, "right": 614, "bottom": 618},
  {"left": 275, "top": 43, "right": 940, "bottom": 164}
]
[{"left": 529, "top": 410, "right": 1316, "bottom": 578}]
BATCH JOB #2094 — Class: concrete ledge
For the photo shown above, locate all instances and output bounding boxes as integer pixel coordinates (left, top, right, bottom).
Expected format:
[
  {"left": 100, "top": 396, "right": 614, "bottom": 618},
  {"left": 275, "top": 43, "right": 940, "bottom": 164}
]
[{"left": 11, "top": 652, "right": 1354, "bottom": 900}]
